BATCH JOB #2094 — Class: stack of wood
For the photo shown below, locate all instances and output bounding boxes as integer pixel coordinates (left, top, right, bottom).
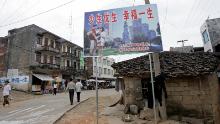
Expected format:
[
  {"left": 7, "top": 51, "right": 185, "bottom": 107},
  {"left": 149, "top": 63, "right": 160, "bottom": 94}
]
[{"left": 112, "top": 52, "right": 218, "bottom": 78}]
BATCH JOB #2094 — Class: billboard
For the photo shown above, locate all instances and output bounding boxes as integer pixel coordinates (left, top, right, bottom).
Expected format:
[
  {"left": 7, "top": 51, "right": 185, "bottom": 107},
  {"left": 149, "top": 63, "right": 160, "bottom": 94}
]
[{"left": 84, "top": 4, "right": 163, "bottom": 57}]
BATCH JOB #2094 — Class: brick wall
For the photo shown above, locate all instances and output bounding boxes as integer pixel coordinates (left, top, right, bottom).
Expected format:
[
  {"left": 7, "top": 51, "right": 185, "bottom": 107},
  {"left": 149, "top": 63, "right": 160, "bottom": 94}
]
[{"left": 166, "top": 73, "right": 220, "bottom": 123}]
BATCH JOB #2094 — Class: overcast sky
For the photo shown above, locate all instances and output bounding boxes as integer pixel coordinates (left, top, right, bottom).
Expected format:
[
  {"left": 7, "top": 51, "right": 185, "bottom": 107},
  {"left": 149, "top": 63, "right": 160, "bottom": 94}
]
[{"left": 0, "top": 0, "right": 219, "bottom": 61}]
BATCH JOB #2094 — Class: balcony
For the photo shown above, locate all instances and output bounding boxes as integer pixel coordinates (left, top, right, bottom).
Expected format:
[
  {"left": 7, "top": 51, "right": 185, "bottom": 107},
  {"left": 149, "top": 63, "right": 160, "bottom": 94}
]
[
  {"left": 61, "top": 66, "right": 77, "bottom": 74},
  {"left": 31, "top": 63, "right": 60, "bottom": 70},
  {"left": 61, "top": 52, "right": 74, "bottom": 57},
  {"left": 36, "top": 46, "right": 59, "bottom": 53}
]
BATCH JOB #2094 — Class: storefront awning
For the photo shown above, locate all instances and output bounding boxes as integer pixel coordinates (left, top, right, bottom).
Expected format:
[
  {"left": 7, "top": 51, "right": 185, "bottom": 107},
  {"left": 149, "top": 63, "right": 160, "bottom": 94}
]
[{"left": 33, "top": 74, "right": 54, "bottom": 81}]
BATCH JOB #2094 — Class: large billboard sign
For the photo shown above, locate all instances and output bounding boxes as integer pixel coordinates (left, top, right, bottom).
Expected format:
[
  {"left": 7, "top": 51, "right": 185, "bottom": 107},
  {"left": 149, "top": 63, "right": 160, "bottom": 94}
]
[{"left": 84, "top": 4, "right": 163, "bottom": 57}]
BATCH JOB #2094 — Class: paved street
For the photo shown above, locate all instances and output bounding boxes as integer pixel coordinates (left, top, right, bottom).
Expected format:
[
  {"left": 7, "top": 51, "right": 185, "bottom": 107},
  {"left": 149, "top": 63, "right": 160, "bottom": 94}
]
[{"left": 0, "top": 89, "right": 118, "bottom": 124}]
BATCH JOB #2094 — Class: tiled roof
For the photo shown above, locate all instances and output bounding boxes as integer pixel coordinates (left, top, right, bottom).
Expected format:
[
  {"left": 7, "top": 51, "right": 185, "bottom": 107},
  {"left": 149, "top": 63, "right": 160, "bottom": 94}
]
[{"left": 112, "top": 52, "right": 218, "bottom": 77}]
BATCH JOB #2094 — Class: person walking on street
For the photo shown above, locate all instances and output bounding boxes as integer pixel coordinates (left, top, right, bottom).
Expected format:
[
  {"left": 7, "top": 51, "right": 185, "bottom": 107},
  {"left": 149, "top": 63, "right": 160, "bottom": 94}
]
[
  {"left": 75, "top": 79, "right": 83, "bottom": 102},
  {"left": 53, "top": 82, "right": 57, "bottom": 95},
  {"left": 66, "top": 78, "right": 76, "bottom": 105},
  {"left": 2, "top": 80, "right": 11, "bottom": 107}
]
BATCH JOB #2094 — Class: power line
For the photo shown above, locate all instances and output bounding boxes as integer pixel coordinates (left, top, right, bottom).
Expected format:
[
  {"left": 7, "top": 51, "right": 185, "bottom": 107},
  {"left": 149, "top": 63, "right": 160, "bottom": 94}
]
[
  {"left": 182, "top": 0, "right": 199, "bottom": 28},
  {"left": 0, "top": 0, "right": 7, "bottom": 14},
  {"left": 187, "top": 0, "right": 210, "bottom": 27},
  {"left": 196, "top": 0, "right": 215, "bottom": 26},
  {"left": 162, "top": 0, "right": 168, "bottom": 29},
  {"left": 1, "top": 0, "right": 40, "bottom": 25},
  {"left": 0, "top": 0, "right": 28, "bottom": 25},
  {"left": 0, "top": 0, "right": 76, "bottom": 28}
]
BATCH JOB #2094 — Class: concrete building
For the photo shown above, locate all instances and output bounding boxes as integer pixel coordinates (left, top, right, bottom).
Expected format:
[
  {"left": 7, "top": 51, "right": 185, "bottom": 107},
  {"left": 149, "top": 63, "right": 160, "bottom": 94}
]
[
  {"left": 201, "top": 18, "right": 220, "bottom": 52},
  {"left": 85, "top": 57, "right": 115, "bottom": 80},
  {"left": 0, "top": 37, "right": 8, "bottom": 77},
  {"left": 0, "top": 24, "right": 82, "bottom": 92},
  {"left": 170, "top": 46, "right": 204, "bottom": 53},
  {"left": 60, "top": 39, "right": 82, "bottom": 80}
]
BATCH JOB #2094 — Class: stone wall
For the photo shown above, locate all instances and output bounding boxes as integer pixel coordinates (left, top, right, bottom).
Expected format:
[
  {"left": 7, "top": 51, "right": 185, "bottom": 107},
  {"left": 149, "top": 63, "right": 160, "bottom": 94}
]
[
  {"left": 124, "top": 77, "right": 144, "bottom": 109},
  {"left": 166, "top": 73, "right": 220, "bottom": 123}
]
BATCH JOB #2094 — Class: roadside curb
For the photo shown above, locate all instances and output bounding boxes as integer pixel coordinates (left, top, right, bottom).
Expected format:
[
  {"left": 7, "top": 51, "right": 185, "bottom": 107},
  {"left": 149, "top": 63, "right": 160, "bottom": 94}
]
[{"left": 53, "top": 98, "right": 90, "bottom": 124}]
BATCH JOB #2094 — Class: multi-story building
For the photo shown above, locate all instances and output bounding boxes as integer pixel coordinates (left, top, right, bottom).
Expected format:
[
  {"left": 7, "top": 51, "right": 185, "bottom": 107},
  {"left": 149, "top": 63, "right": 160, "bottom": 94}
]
[
  {"left": 200, "top": 18, "right": 220, "bottom": 52},
  {"left": 0, "top": 37, "right": 8, "bottom": 77},
  {"left": 85, "top": 57, "right": 115, "bottom": 81},
  {"left": 60, "top": 39, "right": 82, "bottom": 79},
  {"left": 0, "top": 24, "right": 82, "bottom": 92}
]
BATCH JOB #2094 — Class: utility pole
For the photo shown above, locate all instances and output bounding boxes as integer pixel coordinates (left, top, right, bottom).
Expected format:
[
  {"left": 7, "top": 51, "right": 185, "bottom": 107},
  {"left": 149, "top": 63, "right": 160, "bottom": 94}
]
[
  {"left": 144, "top": 0, "right": 157, "bottom": 124},
  {"left": 177, "top": 40, "right": 188, "bottom": 47}
]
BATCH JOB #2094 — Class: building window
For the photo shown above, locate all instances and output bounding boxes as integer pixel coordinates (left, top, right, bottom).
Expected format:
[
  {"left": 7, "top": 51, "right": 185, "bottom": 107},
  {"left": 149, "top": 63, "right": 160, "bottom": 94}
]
[
  {"left": 108, "top": 69, "right": 110, "bottom": 75},
  {"left": 43, "top": 55, "right": 47, "bottom": 63},
  {"left": 68, "top": 46, "right": 71, "bottom": 53},
  {"left": 74, "top": 50, "right": 77, "bottom": 56},
  {"left": 99, "top": 67, "right": 102, "bottom": 74},
  {"left": 44, "top": 38, "right": 49, "bottom": 46},
  {"left": 107, "top": 60, "right": 110, "bottom": 66},
  {"left": 67, "top": 60, "right": 70, "bottom": 67},
  {"left": 78, "top": 51, "right": 80, "bottom": 57},
  {"left": 202, "top": 30, "right": 209, "bottom": 44},
  {"left": 98, "top": 58, "right": 101, "bottom": 63},
  {"left": 36, "top": 53, "right": 41, "bottom": 63},
  {"left": 74, "top": 62, "right": 76, "bottom": 69},
  {"left": 0, "top": 56, "right": 3, "bottom": 64},
  {"left": 78, "top": 62, "right": 80, "bottom": 70},
  {"left": 37, "top": 37, "right": 42, "bottom": 45},
  {"left": 50, "top": 56, "right": 53, "bottom": 64},
  {"left": 104, "top": 68, "right": 107, "bottom": 74},
  {"left": 50, "top": 40, "right": 54, "bottom": 48},
  {"left": 94, "top": 57, "right": 97, "bottom": 63},
  {"left": 55, "top": 57, "right": 59, "bottom": 65},
  {"left": 103, "top": 59, "right": 107, "bottom": 65}
]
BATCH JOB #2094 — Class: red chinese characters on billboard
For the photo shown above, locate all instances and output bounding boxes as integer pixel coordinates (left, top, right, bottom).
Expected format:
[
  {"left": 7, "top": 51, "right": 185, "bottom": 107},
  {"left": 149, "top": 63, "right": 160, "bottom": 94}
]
[
  {"left": 88, "top": 7, "right": 154, "bottom": 25},
  {"left": 84, "top": 4, "right": 162, "bottom": 57}
]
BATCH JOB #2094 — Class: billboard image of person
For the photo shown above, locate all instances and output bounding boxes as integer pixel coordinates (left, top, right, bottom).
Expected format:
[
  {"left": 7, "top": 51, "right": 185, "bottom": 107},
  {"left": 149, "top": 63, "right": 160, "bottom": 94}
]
[{"left": 84, "top": 4, "right": 163, "bottom": 57}]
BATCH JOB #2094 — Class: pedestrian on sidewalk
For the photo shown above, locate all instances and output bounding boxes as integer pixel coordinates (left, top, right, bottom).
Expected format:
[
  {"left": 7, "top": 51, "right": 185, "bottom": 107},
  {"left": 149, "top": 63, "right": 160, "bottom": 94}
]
[
  {"left": 75, "top": 79, "right": 83, "bottom": 102},
  {"left": 53, "top": 82, "right": 57, "bottom": 95},
  {"left": 66, "top": 78, "right": 76, "bottom": 105},
  {"left": 2, "top": 80, "right": 11, "bottom": 107}
]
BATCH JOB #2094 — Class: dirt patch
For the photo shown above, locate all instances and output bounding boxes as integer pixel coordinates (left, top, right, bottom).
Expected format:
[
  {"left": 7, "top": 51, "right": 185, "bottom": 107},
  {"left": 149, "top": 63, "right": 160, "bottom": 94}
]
[{"left": 55, "top": 95, "right": 118, "bottom": 124}]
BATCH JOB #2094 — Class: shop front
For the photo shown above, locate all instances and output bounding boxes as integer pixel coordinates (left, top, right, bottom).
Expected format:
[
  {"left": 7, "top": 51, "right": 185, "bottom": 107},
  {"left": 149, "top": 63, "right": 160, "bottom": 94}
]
[{"left": 32, "top": 74, "right": 54, "bottom": 94}]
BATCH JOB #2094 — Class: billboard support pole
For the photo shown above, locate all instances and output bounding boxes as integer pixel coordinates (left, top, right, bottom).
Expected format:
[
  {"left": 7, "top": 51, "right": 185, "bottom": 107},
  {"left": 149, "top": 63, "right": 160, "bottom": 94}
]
[
  {"left": 95, "top": 56, "right": 99, "bottom": 124},
  {"left": 149, "top": 53, "right": 157, "bottom": 124},
  {"left": 144, "top": 0, "right": 157, "bottom": 123}
]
